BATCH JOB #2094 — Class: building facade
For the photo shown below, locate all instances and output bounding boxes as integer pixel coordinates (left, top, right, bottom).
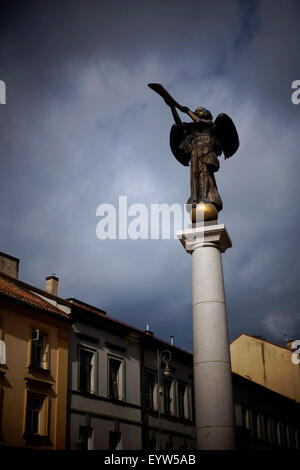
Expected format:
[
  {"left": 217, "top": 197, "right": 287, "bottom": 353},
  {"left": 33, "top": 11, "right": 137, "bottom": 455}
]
[
  {"left": 233, "top": 373, "right": 300, "bottom": 449},
  {"left": 1, "top": 251, "right": 299, "bottom": 450},
  {"left": 67, "top": 298, "right": 195, "bottom": 450},
  {"left": 0, "top": 252, "right": 71, "bottom": 449},
  {"left": 67, "top": 303, "right": 300, "bottom": 450},
  {"left": 230, "top": 333, "right": 300, "bottom": 403},
  {"left": 231, "top": 333, "right": 300, "bottom": 449}
]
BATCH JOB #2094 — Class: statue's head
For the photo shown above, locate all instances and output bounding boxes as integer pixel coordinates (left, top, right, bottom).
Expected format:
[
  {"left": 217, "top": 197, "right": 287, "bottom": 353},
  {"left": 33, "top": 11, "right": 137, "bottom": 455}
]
[{"left": 195, "top": 107, "right": 213, "bottom": 121}]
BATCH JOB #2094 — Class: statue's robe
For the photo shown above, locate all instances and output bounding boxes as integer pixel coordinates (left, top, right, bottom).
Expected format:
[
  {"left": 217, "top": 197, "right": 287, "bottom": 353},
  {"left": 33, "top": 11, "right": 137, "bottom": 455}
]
[{"left": 172, "top": 121, "right": 223, "bottom": 211}]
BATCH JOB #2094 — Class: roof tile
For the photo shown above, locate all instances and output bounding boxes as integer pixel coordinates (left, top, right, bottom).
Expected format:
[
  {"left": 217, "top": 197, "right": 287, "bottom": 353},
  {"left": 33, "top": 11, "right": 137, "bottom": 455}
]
[{"left": 0, "top": 274, "right": 69, "bottom": 319}]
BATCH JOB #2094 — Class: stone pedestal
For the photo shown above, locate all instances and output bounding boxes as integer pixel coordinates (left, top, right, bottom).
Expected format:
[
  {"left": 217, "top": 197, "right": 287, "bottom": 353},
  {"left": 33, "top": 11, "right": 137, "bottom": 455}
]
[{"left": 177, "top": 222, "right": 235, "bottom": 450}]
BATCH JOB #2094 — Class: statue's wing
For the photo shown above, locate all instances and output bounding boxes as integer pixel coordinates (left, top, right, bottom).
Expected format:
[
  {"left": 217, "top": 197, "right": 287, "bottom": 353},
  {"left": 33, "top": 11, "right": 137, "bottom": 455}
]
[
  {"left": 169, "top": 123, "right": 191, "bottom": 167},
  {"left": 213, "top": 113, "right": 239, "bottom": 159}
]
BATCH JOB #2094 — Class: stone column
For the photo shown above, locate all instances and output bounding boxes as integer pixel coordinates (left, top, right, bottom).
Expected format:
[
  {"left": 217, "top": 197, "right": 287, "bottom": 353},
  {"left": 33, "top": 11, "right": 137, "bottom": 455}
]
[{"left": 177, "top": 222, "right": 235, "bottom": 450}]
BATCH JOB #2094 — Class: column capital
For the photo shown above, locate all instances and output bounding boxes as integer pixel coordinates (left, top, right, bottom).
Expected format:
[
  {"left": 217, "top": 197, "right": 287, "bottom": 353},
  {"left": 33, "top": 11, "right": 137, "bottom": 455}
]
[{"left": 177, "top": 223, "right": 232, "bottom": 254}]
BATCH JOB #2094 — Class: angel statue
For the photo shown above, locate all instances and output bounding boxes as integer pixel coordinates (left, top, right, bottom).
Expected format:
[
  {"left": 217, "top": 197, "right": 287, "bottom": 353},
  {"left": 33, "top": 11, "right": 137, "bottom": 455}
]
[{"left": 148, "top": 83, "right": 239, "bottom": 218}]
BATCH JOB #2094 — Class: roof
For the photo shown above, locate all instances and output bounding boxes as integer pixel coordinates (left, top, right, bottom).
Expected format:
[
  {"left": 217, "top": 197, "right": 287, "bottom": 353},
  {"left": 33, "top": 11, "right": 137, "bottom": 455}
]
[
  {"left": 0, "top": 271, "right": 191, "bottom": 355},
  {"left": 69, "top": 297, "right": 193, "bottom": 358},
  {"left": 230, "top": 333, "right": 290, "bottom": 352},
  {"left": 0, "top": 273, "right": 70, "bottom": 320},
  {"left": 67, "top": 297, "right": 106, "bottom": 316},
  {"left": 0, "top": 252, "right": 19, "bottom": 263}
]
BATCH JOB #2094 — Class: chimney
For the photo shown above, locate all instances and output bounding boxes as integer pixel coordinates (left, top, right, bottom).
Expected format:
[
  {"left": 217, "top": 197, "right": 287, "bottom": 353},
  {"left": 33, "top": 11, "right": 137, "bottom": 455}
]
[
  {"left": 0, "top": 252, "right": 19, "bottom": 279},
  {"left": 46, "top": 274, "right": 59, "bottom": 296},
  {"left": 144, "top": 324, "right": 154, "bottom": 336},
  {"left": 170, "top": 335, "right": 175, "bottom": 346}
]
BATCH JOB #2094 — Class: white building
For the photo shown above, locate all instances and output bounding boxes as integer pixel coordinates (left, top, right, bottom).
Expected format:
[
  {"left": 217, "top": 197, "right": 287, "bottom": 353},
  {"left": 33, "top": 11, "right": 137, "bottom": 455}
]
[{"left": 67, "top": 298, "right": 195, "bottom": 450}]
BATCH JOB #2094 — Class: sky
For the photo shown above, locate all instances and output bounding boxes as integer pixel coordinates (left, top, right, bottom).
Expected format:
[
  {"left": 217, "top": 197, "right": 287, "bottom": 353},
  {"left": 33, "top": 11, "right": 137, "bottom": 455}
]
[{"left": 0, "top": 0, "right": 299, "bottom": 352}]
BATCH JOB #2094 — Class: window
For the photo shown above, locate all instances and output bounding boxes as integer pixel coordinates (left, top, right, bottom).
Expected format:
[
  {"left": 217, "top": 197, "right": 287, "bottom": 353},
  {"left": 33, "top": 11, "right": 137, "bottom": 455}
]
[
  {"left": 145, "top": 371, "right": 156, "bottom": 409},
  {"left": 287, "top": 424, "right": 296, "bottom": 448},
  {"left": 256, "top": 413, "right": 267, "bottom": 441},
  {"left": 109, "top": 431, "right": 122, "bottom": 450},
  {"left": 281, "top": 423, "right": 288, "bottom": 447},
  {"left": 108, "top": 356, "right": 125, "bottom": 401},
  {"left": 267, "top": 418, "right": 278, "bottom": 444},
  {"left": 31, "top": 330, "right": 48, "bottom": 369},
  {"left": 148, "top": 439, "right": 157, "bottom": 450},
  {"left": 163, "top": 378, "right": 172, "bottom": 415},
  {"left": 78, "top": 426, "right": 93, "bottom": 450},
  {"left": 79, "top": 347, "right": 96, "bottom": 394},
  {"left": 277, "top": 422, "right": 288, "bottom": 447},
  {"left": 234, "top": 404, "right": 243, "bottom": 427},
  {"left": 296, "top": 428, "right": 300, "bottom": 449},
  {"left": 0, "top": 320, "right": 4, "bottom": 365},
  {"left": 0, "top": 382, "right": 3, "bottom": 437},
  {"left": 25, "top": 391, "right": 48, "bottom": 436},
  {"left": 245, "top": 409, "right": 253, "bottom": 433},
  {"left": 178, "top": 382, "right": 187, "bottom": 419}
]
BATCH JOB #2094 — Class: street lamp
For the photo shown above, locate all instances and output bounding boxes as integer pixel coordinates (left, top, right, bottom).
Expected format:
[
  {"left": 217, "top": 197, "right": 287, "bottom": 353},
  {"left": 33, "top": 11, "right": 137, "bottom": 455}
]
[{"left": 157, "top": 349, "right": 172, "bottom": 450}]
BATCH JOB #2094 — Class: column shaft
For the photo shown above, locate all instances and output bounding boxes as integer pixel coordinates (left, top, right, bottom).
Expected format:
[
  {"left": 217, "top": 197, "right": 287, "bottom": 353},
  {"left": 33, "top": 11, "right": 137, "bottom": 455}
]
[{"left": 192, "top": 245, "right": 235, "bottom": 450}]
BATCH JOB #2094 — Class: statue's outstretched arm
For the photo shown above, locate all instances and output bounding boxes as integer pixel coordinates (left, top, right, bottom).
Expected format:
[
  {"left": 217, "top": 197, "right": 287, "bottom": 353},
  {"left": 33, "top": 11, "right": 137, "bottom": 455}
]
[{"left": 171, "top": 105, "right": 182, "bottom": 126}]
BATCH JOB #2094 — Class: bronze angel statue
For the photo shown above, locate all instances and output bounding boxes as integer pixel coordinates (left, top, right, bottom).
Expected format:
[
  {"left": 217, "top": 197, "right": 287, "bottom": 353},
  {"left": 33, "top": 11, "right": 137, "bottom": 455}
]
[{"left": 148, "top": 83, "right": 239, "bottom": 214}]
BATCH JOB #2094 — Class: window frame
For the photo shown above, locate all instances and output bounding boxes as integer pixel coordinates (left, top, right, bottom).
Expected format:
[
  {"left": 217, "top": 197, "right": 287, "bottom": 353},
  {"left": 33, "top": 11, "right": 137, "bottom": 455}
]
[
  {"left": 24, "top": 390, "right": 49, "bottom": 437},
  {"left": 78, "top": 345, "right": 98, "bottom": 395},
  {"left": 107, "top": 354, "right": 126, "bottom": 401},
  {"left": 295, "top": 427, "right": 300, "bottom": 449},
  {"left": 145, "top": 369, "right": 157, "bottom": 410},
  {"left": 287, "top": 424, "right": 296, "bottom": 448},
  {"left": 177, "top": 381, "right": 188, "bottom": 420},
  {"left": 29, "top": 329, "right": 50, "bottom": 371},
  {"left": 267, "top": 417, "right": 278, "bottom": 444},
  {"left": 109, "top": 431, "right": 122, "bottom": 450},
  {"left": 78, "top": 425, "right": 93, "bottom": 450},
  {"left": 148, "top": 438, "right": 157, "bottom": 450},
  {"left": 234, "top": 403, "right": 243, "bottom": 427}
]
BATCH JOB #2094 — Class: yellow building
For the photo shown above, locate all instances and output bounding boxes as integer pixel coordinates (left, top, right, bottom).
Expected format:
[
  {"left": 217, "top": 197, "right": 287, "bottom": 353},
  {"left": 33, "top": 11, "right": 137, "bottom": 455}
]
[
  {"left": 230, "top": 333, "right": 300, "bottom": 404},
  {"left": 0, "top": 252, "right": 71, "bottom": 449}
]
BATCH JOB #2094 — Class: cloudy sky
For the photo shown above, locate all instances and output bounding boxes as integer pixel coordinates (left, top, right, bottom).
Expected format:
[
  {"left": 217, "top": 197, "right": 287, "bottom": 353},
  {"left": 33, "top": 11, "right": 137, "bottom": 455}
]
[{"left": 0, "top": 0, "right": 299, "bottom": 351}]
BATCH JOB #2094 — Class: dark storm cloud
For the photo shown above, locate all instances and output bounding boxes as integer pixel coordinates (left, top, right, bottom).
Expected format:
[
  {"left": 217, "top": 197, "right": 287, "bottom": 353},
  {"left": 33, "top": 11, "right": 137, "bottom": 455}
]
[{"left": 0, "top": 0, "right": 299, "bottom": 351}]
